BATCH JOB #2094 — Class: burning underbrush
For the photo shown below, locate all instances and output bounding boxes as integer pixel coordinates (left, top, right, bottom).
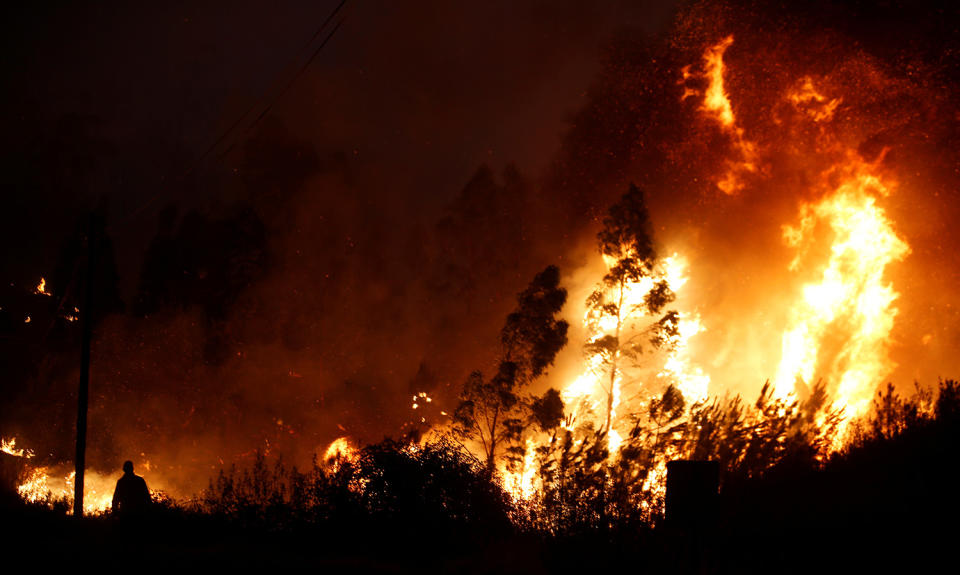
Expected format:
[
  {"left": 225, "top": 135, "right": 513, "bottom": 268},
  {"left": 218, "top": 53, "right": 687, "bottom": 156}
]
[
  {"left": 2, "top": 392, "right": 957, "bottom": 572},
  {"left": 6, "top": 379, "right": 957, "bottom": 536},
  {"left": 1, "top": 436, "right": 181, "bottom": 515},
  {"left": 0, "top": 447, "right": 176, "bottom": 516}
]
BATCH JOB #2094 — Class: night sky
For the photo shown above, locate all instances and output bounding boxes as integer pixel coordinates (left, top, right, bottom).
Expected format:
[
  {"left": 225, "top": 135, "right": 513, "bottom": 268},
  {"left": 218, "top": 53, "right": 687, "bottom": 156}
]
[{"left": 1, "top": 0, "right": 677, "bottom": 286}]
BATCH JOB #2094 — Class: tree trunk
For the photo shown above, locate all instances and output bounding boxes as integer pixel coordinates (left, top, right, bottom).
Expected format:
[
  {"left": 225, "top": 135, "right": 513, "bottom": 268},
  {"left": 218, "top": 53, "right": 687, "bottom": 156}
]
[{"left": 603, "top": 278, "right": 625, "bottom": 436}]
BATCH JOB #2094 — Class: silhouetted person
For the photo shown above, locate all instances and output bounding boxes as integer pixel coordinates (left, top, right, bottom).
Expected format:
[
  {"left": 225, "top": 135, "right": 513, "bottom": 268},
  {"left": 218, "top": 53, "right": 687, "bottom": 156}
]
[{"left": 111, "top": 460, "right": 151, "bottom": 516}]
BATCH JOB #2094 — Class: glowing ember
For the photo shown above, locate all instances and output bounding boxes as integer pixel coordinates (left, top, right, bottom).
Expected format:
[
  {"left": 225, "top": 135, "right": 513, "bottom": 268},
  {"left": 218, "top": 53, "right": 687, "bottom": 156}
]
[{"left": 411, "top": 391, "right": 434, "bottom": 410}]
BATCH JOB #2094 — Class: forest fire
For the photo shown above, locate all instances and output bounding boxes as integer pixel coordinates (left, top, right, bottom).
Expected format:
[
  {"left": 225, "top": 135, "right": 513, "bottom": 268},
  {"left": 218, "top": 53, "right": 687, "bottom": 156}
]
[
  {"left": 3, "top": 31, "right": 925, "bottom": 513},
  {"left": 2, "top": 4, "right": 958, "bottom": 570},
  {"left": 558, "top": 249, "right": 704, "bottom": 457},
  {"left": 491, "top": 34, "right": 917, "bottom": 504}
]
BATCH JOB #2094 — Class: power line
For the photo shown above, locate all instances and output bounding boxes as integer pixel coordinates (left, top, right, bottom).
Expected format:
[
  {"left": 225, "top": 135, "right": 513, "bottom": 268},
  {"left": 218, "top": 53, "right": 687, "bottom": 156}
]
[
  {"left": 216, "top": 17, "right": 345, "bottom": 161},
  {"left": 195, "top": 0, "right": 347, "bottom": 169},
  {"left": 114, "top": 0, "right": 349, "bottom": 231}
]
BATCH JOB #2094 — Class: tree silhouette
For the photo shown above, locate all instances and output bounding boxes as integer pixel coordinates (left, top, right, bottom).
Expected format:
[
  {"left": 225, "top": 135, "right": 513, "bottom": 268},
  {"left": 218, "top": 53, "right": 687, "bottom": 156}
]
[{"left": 454, "top": 265, "right": 569, "bottom": 473}]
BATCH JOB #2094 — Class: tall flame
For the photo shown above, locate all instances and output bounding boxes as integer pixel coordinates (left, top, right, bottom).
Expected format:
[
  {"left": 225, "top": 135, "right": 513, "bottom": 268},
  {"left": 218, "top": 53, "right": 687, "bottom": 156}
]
[
  {"left": 774, "top": 157, "right": 910, "bottom": 420},
  {"left": 500, "top": 38, "right": 915, "bottom": 503},
  {"left": 656, "top": 256, "right": 710, "bottom": 403}
]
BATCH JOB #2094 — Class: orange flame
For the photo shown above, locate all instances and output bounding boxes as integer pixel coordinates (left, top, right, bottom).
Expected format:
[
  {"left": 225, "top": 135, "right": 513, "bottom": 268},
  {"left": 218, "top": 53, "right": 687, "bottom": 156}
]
[
  {"left": 702, "top": 35, "right": 736, "bottom": 128},
  {"left": 17, "top": 467, "right": 118, "bottom": 515},
  {"left": 686, "top": 35, "right": 758, "bottom": 194},
  {"left": 774, "top": 157, "right": 909, "bottom": 423},
  {"left": 35, "top": 278, "right": 51, "bottom": 296},
  {"left": 322, "top": 437, "right": 356, "bottom": 471},
  {"left": 1, "top": 437, "right": 35, "bottom": 458}
]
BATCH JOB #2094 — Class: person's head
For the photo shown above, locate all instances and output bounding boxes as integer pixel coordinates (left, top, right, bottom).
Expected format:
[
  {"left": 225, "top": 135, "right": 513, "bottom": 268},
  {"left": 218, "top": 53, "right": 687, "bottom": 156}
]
[{"left": 122, "top": 460, "right": 134, "bottom": 474}]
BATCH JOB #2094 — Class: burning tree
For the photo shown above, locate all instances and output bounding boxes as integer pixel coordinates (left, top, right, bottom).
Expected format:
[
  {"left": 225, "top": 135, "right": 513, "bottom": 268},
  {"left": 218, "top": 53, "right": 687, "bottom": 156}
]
[
  {"left": 592, "top": 185, "right": 680, "bottom": 437},
  {"left": 565, "top": 184, "right": 681, "bottom": 452},
  {"left": 520, "top": 186, "right": 697, "bottom": 529},
  {"left": 453, "top": 265, "right": 569, "bottom": 473}
]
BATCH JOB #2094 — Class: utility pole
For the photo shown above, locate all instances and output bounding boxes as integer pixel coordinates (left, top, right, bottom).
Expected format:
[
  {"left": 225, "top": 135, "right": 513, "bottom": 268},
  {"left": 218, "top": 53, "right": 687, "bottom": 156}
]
[{"left": 74, "top": 215, "right": 96, "bottom": 517}]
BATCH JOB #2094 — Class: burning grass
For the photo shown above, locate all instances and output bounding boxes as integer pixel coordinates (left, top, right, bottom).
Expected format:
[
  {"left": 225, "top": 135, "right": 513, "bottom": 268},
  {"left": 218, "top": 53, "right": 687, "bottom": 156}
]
[{"left": 6, "top": 379, "right": 957, "bottom": 529}]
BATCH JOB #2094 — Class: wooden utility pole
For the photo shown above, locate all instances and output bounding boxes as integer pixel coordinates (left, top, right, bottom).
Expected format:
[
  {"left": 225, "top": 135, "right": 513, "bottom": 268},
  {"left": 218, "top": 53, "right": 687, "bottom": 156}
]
[{"left": 74, "top": 216, "right": 96, "bottom": 517}]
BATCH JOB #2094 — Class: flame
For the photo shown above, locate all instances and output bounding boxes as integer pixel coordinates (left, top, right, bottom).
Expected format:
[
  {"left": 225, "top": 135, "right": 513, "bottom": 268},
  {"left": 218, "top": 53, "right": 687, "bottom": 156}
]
[
  {"left": 35, "top": 278, "right": 51, "bottom": 296},
  {"left": 702, "top": 35, "right": 736, "bottom": 128},
  {"left": 686, "top": 35, "right": 758, "bottom": 194},
  {"left": 1, "top": 437, "right": 35, "bottom": 458},
  {"left": 688, "top": 46, "right": 909, "bottom": 433},
  {"left": 502, "top": 438, "right": 539, "bottom": 501},
  {"left": 773, "top": 157, "right": 910, "bottom": 421},
  {"left": 17, "top": 467, "right": 117, "bottom": 514},
  {"left": 656, "top": 257, "right": 710, "bottom": 403},
  {"left": 323, "top": 436, "right": 356, "bottom": 469},
  {"left": 787, "top": 76, "right": 842, "bottom": 122},
  {"left": 411, "top": 391, "right": 433, "bottom": 410},
  {"left": 7, "top": 437, "right": 170, "bottom": 515},
  {"left": 503, "top": 242, "right": 686, "bottom": 499},
  {"left": 502, "top": 38, "right": 916, "bottom": 509}
]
